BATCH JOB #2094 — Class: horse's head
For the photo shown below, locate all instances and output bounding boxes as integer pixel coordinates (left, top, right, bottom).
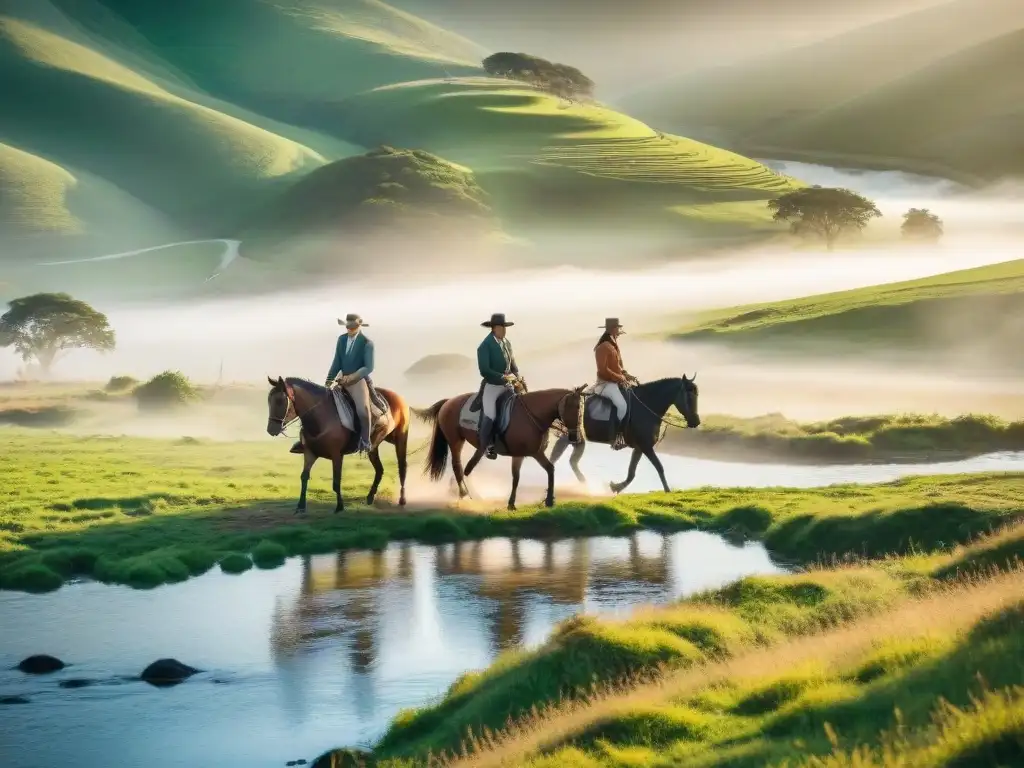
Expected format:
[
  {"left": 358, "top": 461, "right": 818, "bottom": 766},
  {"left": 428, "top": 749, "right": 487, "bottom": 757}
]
[
  {"left": 559, "top": 385, "right": 587, "bottom": 444},
  {"left": 266, "top": 376, "right": 295, "bottom": 436},
  {"left": 674, "top": 373, "right": 701, "bottom": 429}
]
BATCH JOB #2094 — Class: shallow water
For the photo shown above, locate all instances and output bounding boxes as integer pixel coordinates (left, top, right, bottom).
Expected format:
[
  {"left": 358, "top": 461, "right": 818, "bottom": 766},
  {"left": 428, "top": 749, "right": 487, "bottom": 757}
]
[
  {"left": 0, "top": 531, "right": 783, "bottom": 768},
  {"left": 466, "top": 445, "right": 1024, "bottom": 502}
]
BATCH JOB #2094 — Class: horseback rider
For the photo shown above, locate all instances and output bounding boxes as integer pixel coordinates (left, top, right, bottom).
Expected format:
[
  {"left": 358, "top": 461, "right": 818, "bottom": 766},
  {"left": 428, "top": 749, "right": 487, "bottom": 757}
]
[
  {"left": 327, "top": 314, "right": 375, "bottom": 453},
  {"left": 290, "top": 313, "right": 375, "bottom": 455},
  {"left": 591, "top": 318, "right": 638, "bottom": 450},
  {"left": 475, "top": 312, "right": 522, "bottom": 460}
]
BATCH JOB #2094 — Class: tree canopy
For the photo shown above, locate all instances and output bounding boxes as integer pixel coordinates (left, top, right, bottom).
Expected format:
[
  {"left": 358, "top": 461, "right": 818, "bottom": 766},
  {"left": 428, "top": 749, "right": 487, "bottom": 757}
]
[
  {"left": 901, "top": 208, "right": 944, "bottom": 242},
  {"left": 482, "top": 52, "right": 595, "bottom": 100},
  {"left": 767, "top": 187, "right": 881, "bottom": 250},
  {"left": 0, "top": 293, "right": 115, "bottom": 374}
]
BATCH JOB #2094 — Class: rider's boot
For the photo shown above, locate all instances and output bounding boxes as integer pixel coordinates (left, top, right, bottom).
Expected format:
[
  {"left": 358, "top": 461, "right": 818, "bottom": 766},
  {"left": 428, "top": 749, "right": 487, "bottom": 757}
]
[
  {"left": 611, "top": 415, "right": 627, "bottom": 451},
  {"left": 357, "top": 421, "right": 371, "bottom": 454},
  {"left": 479, "top": 416, "right": 499, "bottom": 460},
  {"left": 290, "top": 431, "right": 305, "bottom": 454}
]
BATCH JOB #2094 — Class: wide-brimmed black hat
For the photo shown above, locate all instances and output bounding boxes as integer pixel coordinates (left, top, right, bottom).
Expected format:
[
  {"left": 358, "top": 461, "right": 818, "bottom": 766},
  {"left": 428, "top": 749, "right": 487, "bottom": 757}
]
[
  {"left": 599, "top": 317, "right": 625, "bottom": 333},
  {"left": 338, "top": 314, "right": 368, "bottom": 328},
  {"left": 482, "top": 313, "right": 514, "bottom": 328}
]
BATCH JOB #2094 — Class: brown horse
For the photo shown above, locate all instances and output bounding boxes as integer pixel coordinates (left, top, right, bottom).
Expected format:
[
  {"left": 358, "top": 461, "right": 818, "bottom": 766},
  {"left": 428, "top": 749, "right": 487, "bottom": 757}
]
[
  {"left": 266, "top": 376, "right": 411, "bottom": 514},
  {"left": 414, "top": 386, "right": 585, "bottom": 510}
]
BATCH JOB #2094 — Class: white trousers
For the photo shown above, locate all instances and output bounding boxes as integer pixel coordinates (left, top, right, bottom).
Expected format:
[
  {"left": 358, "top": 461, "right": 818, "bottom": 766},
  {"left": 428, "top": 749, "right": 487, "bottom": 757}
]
[
  {"left": 345, "top": 379, "right": 372, "bottom": 437},
  {"left": 591, "top": 380, "right": 627, "bottom": 420},
  {"left": 481, "top": 382, "right": 505, "bottom": 419}
]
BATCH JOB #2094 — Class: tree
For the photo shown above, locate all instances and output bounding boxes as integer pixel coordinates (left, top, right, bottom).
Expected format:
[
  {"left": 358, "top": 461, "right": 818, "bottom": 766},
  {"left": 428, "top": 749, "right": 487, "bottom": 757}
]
[
  {"left": 767, "top": 187, "right": 881, "bottom": 250},
  {"left": 0, "top": 293, "right": 115, "bottom": 375},
  {"left": 901, "top": 208, "right": 943, "bottom": 242},
  {"left": 482, "top": 52, "right": 594, "bottom": 100}
]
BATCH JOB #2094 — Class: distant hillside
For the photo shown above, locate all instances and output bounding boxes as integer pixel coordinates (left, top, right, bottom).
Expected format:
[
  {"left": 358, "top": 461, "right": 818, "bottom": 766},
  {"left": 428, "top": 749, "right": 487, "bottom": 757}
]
[
  {"left": 623, "top": 0, "right": 1024, "bottom": 182},
  {"left": 670, "top": 259, "right": 1024, "bottom": 371},
  {"left": 0, "top": 0, "right": 810, "bottom": 288},
  {"left": 324, "top": 77, "right": 802, "bottom": 239}
]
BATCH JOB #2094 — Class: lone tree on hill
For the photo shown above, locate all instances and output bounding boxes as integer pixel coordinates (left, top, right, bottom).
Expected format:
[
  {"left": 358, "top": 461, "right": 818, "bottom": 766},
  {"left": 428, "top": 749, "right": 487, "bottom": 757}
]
[
  {"left": 483, "top": 52, "right": 594, "bottom": 100},
  {"left": 0, "top": 293, "right": 115, "bottom": 375},
  {"left": 901, "top": 208, "right": 944, "bottom": 242},
  {"left": 768, "top": 187, "right": 881, "bottom": 250}
]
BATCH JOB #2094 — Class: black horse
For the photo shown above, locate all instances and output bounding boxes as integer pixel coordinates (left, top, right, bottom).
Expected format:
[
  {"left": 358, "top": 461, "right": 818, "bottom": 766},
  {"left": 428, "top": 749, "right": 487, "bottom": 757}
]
[{"left": 548, "top": 375, "right": 700, "bottom": 493}]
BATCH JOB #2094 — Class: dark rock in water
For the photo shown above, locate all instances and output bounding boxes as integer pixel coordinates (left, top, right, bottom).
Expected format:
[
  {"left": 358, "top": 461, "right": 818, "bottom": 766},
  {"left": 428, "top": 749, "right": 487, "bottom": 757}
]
[
  {"left": 1, "top": 695, "right": 30, "bottom": 705},
  {"left": 59, "top": 678, "right": 95, "bottom": 689},
  {"left": 140, "top": 658, "right": 200, "bottom": 687},
  {"left": 16, "top": 654, "right": 65, "bottom": 674}
]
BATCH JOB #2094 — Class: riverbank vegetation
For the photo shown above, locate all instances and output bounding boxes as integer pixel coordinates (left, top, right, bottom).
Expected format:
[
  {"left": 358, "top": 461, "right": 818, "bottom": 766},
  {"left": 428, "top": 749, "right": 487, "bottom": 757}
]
[
  {"left": 353, "top": 563, "right": 1024, "bottom": 767},
  {"left": 1, "top": 430, "right": 1022, "bottom": 593}
]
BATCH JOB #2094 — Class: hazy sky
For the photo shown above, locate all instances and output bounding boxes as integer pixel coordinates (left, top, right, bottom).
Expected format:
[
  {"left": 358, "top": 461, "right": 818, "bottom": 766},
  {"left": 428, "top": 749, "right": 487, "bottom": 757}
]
[{"left": 390, "top": 0, "right": 950, "bottom": 96}]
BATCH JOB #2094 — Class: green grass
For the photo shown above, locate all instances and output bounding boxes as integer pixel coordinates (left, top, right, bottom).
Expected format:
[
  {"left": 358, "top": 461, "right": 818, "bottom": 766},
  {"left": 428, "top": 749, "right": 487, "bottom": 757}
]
[
  {"left": 322, "top": 546, "right": 1024, "bottom": 766},
  {"left": 665, "top": 412, "right": 1024, "bottom": 464},
  {"left": 668, "top": 259, "right": 1024, "bottom": 369},
  {"left": 1, "top": 429, "right": 1022, "bottom": 594},
  {"left": 624, "top": 0, "right": 1023, "bottom": 183}
]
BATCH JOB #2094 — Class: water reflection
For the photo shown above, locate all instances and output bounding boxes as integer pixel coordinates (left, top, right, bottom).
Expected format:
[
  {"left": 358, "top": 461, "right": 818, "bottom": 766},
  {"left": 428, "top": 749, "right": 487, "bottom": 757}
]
[{"left": 0, "top": 532, "right": 783, "bottom": 768}]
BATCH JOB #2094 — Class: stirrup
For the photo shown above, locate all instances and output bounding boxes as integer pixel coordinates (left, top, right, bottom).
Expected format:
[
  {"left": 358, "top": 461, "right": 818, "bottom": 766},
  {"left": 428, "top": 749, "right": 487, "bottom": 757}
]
[
  {"left": 612, "top": 432, "right": 627, "bottom": 451},
  {"left": 486, "top": 445, "right": 498, "bottom": 460}
]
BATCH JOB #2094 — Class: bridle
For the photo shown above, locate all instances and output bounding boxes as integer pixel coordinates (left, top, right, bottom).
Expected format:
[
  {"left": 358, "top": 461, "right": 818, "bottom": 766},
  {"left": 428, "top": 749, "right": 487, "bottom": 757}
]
[{"left": 268, "top": 380, "right": 331, "bottom": 438}]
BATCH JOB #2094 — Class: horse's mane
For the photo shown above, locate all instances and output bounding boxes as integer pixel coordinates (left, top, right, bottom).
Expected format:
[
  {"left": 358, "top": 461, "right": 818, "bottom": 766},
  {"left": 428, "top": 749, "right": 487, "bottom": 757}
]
[{"left": 285, "top": 377, "right": 326, "bottom": 395}]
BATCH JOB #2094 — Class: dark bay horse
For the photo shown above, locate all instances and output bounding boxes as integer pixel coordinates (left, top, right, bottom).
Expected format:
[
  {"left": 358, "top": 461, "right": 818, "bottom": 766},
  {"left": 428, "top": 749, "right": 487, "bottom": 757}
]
[
  {"left": 266, "top": 376, "right": 411, "bottom": 513},
  {"left": 414, "top": 386, "right": 584, "bottom": 510},
  {"left": 549, "top": 375, "right": 700, "bottom": 494}
]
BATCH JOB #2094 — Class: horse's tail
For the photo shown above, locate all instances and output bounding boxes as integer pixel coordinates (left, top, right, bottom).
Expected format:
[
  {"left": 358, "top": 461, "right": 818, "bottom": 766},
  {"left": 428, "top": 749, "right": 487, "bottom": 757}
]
[
  {"left": 424, "top": 415, "right": 451, "bottom": 481},
  {"left": 411, "top": 398, "right": 446, "bottom": 425}
]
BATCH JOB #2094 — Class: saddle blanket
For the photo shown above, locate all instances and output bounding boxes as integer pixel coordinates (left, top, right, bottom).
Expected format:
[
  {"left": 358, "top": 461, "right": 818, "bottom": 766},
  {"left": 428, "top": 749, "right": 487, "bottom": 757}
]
[
  {"left": 331, "top": 385, "right": 393, "bottom": 437},
  {"left": 584, "top": 382, "right": 619, "bottom": 421}
]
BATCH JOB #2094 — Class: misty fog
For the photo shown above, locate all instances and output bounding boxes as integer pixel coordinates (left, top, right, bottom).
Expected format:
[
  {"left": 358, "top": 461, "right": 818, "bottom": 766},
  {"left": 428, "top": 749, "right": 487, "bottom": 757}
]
[{"left": 3, "top": 163, "right": 1023, "bottom": 442}]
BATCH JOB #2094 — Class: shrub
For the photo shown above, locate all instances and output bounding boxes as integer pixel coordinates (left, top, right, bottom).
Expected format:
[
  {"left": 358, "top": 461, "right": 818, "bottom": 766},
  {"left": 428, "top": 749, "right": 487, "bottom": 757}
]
[{"left": 133, "top": 371, "right": 199, "bottom": 410}]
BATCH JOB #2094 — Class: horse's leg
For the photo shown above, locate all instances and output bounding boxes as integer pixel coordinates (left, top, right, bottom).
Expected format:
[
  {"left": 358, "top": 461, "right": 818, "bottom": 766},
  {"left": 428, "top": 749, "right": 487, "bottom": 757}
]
[
  {"left": 568, "top": 441, "right": 587, "bottom": 484},
  {"left": 366, "top": 447, "right": 385, "bottom": 505},
  {"left": 507, "top": 455, "right": 524, "bottom": 511},
  {"left": 449, "top": 437, "right": 471, "bottom": 499},
  {"left": 532, "top": 450, "right": 557, "bottom": 508},
  {"left": 395, "top": 429, "right": 408, "bottom": 506},
  {"left": 642, "top": 446, "right": 671, "bottom": 493},
  {"left": 610, "top": 447, "right": 643, "bottom": 495},
  {"left": 549, "top": 433, "right": 569, "bottom": 464},
  {"left": 464, "top": 443, "right": 484, "bottom": 477},
  {"left": 296, "top": 450, "right": 317, "bottom": 514},
  {"left": 332, "top": 453, "right": 344, "bottom": 513}
]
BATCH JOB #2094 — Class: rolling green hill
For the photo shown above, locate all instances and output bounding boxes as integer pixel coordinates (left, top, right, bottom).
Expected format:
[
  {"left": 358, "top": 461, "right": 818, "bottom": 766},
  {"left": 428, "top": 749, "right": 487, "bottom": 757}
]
[
  {"left": 0, "top": 0, "right": 809, "bottom": 278},
  {"left": 623, "top": 0, "right": 1024, "bottom": 182},
  {"left": 669, "top": 259, "right": 1024, "bottom": 370},
  {"left": 325, "top": 77, "right": 801, "bottom": 235}
]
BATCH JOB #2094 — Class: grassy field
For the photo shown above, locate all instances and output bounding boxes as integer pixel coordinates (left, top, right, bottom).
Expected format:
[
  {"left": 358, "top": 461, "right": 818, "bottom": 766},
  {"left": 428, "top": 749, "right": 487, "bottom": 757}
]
[
  {"left": 668, "top": 259, "right": 1024, "bottom": 369},
  {"left": 1, "top": 427, "right": 1022, "bottom": 594},
  {"left": 623, "top": 0, "right": 1024, "bottom": 182}
]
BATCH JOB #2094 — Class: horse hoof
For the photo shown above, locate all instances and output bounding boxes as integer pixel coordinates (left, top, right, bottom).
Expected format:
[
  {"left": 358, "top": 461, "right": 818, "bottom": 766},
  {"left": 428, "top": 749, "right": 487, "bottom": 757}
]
[
  {"left": 507, "top": 504, "right": 516, "bottom": 511},
  {"left": 294, "top": 507, "right": 305, "bottom": 515},
  {"left": 366, "top": 494, "right": 376, "bottom": 506},
  {"left": 545, "top": 497, "right": 554, "bottom": 508},
  {"left": 609, "top": 482, "right": 621, "bottom": 495},
  {"left": 399, "top": 495, "right": 407, "bottom": 506},
  {"left": 334, "top": 506, "right": 344, "bottom": 515}
]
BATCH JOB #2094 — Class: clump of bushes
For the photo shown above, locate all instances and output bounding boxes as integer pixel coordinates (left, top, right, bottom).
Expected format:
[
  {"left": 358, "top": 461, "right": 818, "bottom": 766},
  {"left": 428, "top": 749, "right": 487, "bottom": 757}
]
[
  {"left": 104, "top": 375, "right": 138, "bottom": 392},
  {"left": 132, "top": 371, "right": 199, "bottom": 411}
]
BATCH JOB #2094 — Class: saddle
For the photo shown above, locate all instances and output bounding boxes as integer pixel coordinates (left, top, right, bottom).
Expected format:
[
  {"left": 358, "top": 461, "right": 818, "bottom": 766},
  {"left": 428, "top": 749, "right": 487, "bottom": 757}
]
[
  {"left": 460, "top": 387, "right": 517, "bottom": 448},
  {"left": 330, "top": 377, "right": 393, "bottom": 450}
]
